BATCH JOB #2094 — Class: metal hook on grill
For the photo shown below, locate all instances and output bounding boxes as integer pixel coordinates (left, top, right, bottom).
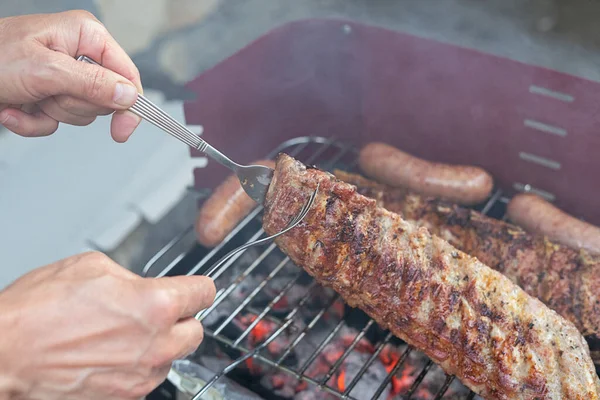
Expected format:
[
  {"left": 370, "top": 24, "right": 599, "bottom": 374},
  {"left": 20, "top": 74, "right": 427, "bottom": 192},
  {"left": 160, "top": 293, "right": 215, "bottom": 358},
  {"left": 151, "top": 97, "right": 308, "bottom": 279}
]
[{"left": 201, "top": 182, "right": 320, "bottom": 279}]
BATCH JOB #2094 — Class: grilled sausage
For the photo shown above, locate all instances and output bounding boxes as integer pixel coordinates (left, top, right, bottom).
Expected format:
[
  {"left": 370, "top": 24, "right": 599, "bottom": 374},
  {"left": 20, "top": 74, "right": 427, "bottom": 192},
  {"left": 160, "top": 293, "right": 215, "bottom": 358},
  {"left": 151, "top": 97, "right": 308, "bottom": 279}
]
[
  {"left": 358, "top": 142, "right": 493, "bottom": 205},
  {"left": 263, "top": 154, "right": 600, "bottom": 399},
  {"left": 195, "top": 159, "right": 275, "bottom": 247},
  {"left": 507, "top": 192, "right": 600, "bottom": 256}
]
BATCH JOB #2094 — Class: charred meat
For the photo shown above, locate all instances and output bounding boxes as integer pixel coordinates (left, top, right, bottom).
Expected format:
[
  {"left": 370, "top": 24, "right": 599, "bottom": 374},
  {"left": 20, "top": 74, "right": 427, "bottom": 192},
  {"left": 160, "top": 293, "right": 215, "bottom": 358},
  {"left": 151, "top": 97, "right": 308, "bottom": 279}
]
[
  {"left": 263, "top": 154, "right": 600, "bottom": 400},
  {"left": 334, "top": 170, "right": 600, "bottom": 364}
]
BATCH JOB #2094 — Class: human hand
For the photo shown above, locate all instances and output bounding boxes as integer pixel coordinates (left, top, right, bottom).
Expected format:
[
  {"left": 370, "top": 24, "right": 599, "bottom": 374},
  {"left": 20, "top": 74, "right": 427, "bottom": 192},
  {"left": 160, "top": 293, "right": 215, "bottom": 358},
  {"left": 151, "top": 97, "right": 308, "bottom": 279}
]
[
  {"left": 0, "top": 251, "right": 216, "bottom": 400},
  {"left": 0, "top": 10, "right": 143, "bottom": 142}
]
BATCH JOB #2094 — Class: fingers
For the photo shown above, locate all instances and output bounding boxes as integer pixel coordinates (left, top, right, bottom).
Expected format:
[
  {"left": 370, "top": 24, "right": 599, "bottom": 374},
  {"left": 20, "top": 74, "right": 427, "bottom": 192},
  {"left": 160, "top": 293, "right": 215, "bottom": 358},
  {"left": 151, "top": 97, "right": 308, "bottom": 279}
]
[
  {"left": 42, "top": 53, "right": 139, "bottom": 110},
  {"left": 72, "top": 12, "right": 143, "bottom": 93},
  {"left": 40, "top": 46, "right": 142, "bottom": 142},
  {"left": 151, "top": 275, "right": 217, "bottom": 321},
  {"left": 37, "top": 97, "right": 98, "bottom": 127},
  {"left": 141, "top": 318, "right": 203, "bottom": 372},
  {"left": 49, "top": 95, "right": 114, "bottom": 118},
  {"left": 19, "top": 10, "right": 144, "bottom": 141},
  {"left": 111, "top": 111, "right": 142, "bottom": 143},
  {"left": 168, "top": 317, "right": 205, "bottom": 360},
  {"left": 0, "top": 106, "right": 58, "bottom": 137},
  {"left": 2, "top": 96, "right": 129, "bottom": 138}
]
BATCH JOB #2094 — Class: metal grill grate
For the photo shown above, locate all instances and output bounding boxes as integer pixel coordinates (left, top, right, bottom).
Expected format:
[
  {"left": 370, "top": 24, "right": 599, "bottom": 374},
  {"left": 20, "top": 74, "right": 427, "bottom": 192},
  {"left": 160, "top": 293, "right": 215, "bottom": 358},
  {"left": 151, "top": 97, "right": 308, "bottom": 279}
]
[{"left": 143, "top": 136, "right": 512, "bottom": 400}]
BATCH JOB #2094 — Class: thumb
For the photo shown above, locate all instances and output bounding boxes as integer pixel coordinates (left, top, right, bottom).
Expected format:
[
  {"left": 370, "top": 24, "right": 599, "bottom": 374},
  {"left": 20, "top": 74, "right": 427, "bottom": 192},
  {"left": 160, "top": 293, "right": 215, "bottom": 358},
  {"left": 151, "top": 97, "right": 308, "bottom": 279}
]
[
  {"left": 151, "top": 275, "right": 217, "bottom": 320},
  {"left": 47, "top": 52, "right": 139, "bottom": 110}
]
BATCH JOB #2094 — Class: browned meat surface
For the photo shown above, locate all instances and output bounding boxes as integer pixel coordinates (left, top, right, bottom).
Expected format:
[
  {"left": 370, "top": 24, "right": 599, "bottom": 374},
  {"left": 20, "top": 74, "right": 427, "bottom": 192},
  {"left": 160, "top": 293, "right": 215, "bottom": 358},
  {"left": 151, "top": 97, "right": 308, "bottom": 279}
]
[
  {"left": 334, "top": 170, "right": 600, "bottom": 363},
  {"left": 263, "top": 154, "right": 600, "bottom": 400}
]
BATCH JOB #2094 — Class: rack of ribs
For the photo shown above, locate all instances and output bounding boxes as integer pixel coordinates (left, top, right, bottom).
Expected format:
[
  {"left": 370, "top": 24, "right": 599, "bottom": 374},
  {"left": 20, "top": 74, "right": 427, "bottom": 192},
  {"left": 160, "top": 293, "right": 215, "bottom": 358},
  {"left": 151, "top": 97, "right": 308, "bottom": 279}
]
[
  {"left": 262, "top": 154, "right": 600, "bottom": 400},
  {"left": 333, "top": 169, "right": 600, "bottom": 364}
]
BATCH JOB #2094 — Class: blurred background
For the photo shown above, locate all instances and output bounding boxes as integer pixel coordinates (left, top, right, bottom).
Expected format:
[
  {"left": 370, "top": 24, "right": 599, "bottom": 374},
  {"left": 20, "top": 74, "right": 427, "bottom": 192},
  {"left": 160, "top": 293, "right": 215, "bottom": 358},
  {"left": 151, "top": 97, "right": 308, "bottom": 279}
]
[{"left": 1, "top": 0, "right": 600, "bottom": 288}]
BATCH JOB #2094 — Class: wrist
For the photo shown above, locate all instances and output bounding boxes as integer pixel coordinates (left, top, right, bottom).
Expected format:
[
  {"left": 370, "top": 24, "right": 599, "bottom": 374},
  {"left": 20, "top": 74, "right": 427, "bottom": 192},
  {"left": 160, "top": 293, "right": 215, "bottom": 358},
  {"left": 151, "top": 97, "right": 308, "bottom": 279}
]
[{"left": 0, "top": 297, "right": 28, "bottom": 399}]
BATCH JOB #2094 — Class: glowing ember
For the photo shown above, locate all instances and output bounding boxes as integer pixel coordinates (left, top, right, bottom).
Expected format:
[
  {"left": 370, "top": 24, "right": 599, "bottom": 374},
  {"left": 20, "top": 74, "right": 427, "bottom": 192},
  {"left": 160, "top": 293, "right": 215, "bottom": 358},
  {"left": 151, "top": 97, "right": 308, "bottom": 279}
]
[
  {"left": 239, "top": 314, "right": 276, "bottom": 347},
  {"left": 251, "top": 320, "right": 273, "bottom": 344},
  {"left": 272, "top": 296, "right": 288, "bottom": 310},
  {"left": 245, "top": 358, "right": 261, "bottom": 375},
  {"left": 341, "top": 334, "right": 375, "bottom": 354},
  {"left": 324, "top": 348, "right": 344, "bottom": 366},
  {"left": 337, "top": 370, "right": 346, "bottom": 392},
  {"left": 271, "top": 375, "right": 286, "bottom": 389},
  {"left": 391, "top": 369, "right": 415, "bottom": 395},
  {"left": 378, "top": 345, "right": 417, "bottom": 397},
  {"left": 327, "top": 300, "right": 345, "bottom": 320},
  {"left": 416, "top": 387, "right": 432, "bottom": 399},
  {"left": 379, "top": 345, "right": 400, "bottom": 372},
  {"left": 223, "top": 310, "right": 470, "bottom": 399},
  {"left": 295, "top": 381, "right": 308, "bottom": 392}
]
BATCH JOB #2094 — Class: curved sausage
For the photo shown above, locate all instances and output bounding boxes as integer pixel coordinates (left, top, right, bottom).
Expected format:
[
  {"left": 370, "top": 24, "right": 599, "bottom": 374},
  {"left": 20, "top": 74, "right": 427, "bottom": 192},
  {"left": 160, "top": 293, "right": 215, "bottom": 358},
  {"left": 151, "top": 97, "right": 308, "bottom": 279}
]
[
  {"left": 507, "top": 193, "right": 600, "bottom": 255},
  {"left": 358, "top": 142, "right": 494, "bottom": 205},
  {"left": 195, "top": 159, "right": 276, "bottom": 247}
]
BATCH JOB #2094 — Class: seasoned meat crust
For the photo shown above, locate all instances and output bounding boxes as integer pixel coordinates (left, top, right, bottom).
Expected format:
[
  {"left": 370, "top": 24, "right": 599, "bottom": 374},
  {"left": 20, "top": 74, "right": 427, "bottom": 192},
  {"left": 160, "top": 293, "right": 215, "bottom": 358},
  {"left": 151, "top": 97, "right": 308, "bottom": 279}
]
[
  {"left": 263, "top": 154, "right": 600, "bottom": 400},
  {"left": 333, "top": 170, "right": 600, "bottom": 363}
]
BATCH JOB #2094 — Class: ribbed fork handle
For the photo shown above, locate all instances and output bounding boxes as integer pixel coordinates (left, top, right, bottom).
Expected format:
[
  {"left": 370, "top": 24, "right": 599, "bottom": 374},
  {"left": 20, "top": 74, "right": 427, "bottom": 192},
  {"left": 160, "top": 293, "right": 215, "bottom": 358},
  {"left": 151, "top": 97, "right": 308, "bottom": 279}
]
[{"left": 76, "top": 55, "right": 240, "bottom": 173}]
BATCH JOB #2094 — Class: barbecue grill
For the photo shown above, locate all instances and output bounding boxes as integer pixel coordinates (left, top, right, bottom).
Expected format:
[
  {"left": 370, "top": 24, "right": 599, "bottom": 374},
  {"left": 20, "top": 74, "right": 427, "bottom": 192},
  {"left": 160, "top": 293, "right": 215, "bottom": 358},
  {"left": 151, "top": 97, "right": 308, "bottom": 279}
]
[
  {"left": 145, "top": 136, "right": 498, "bottom": 400},
  {"left": 144, "top": 18, "right": 600, "bottom": 400}
]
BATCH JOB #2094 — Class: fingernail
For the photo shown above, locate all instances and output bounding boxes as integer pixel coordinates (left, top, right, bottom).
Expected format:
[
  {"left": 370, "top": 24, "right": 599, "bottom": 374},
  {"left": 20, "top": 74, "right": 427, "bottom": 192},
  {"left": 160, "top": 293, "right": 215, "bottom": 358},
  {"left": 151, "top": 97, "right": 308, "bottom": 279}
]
[
  {"left": 113, "top": 83, "right": 138, "bottom": 107},
  {"left": 0, "top": 113, "right": 17, "bottom": 128}
]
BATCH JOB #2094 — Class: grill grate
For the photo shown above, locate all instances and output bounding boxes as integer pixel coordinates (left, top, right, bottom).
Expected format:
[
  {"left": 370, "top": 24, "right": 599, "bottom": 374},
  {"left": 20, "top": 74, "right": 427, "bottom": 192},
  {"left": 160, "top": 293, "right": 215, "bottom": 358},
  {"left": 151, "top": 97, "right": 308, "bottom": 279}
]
[{"left": 143, "top": 136, "right": 512, "bottom": 400}]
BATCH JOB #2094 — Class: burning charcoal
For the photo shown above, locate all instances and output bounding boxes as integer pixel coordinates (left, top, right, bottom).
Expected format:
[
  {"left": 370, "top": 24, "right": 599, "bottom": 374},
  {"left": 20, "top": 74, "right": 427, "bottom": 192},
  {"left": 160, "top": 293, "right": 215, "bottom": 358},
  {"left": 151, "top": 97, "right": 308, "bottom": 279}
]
[
  {"left": 202, "top": 255, "right": 266, "bottom": 328},
  {"left": 260, "top": 372, "right": 301, "bottom": 398},
  {"left": 294, "top": 389, "right": 339, "bottom": 400},
  {"left": 260, "top": 277, "right": 311, "bottom": 314},
  {"left": 339, "top": 351, "right": 391, "bottom": 400},
  {"left": 191, "top": 237, "right": 481, "bottom": 400}
]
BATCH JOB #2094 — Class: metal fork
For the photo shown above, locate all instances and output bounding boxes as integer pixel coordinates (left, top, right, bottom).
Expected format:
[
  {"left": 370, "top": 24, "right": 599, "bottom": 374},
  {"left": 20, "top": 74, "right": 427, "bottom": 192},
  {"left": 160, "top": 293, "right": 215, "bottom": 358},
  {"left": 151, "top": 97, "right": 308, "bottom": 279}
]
[
  {"left": 202, "top": 182, "right": 319, "bottom": 279},
  {"left": 77, "top": 55, "right": 274, "bottom": 204},
  {"left": 188, "top": 184, "right": 319, "bottom": 399}
]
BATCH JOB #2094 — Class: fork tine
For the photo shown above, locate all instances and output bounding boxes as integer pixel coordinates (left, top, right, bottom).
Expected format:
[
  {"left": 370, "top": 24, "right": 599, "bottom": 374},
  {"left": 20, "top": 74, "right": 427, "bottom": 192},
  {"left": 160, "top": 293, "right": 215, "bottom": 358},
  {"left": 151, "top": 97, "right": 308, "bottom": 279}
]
[{"left": 203, "top": 183, "right": 320, "bottom": 279}]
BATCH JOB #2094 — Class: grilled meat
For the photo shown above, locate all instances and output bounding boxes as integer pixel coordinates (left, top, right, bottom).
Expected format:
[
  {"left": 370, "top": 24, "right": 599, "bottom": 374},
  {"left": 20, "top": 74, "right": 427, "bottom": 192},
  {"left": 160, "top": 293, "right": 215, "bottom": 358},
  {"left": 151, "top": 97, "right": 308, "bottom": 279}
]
[
  {"left": 333, "top": 170, "right": 600, "bottom": 363},
  {"left": 263, "top": 154, "right": 600, "bottom": 400}
]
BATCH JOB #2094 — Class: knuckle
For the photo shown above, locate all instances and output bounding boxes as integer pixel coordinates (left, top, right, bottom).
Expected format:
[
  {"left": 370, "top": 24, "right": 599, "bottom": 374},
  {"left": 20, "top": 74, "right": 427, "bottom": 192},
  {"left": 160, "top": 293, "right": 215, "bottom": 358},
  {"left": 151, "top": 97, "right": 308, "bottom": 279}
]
[
  {"left": 26, "top": 55, "right": 56, "bottom": 96},
  {"left": 182, "top": 323, "right": 204, "bottom": 359},
  {"left": 73, "top": 116, "right": 97, "bottom": 127},
  {"left": 56, "top": 95, "right": 77, "bottom": 111},
  {"left": 205, "top": 278, "right": 217, "bottom": 303},
  {"left": 190, "top": 323, "right": 204, "bottom": 350},
  {"left": 66, "top": 9, "right": 97, "bottom": 22},
  {"left": 179, "top": 322, "right": 204, "bottom": 359},
  {"left": 148, "top": 289, "right": 180, "bottom": 325},
  {"left": 85, "top": 68, "right": 108, "bottom": 101},
  {"left": 80, "top": 250, "right": 114, "bottom": 269},
  {"left": 147, "top": 344, "right": 177, "bottom": 367}
]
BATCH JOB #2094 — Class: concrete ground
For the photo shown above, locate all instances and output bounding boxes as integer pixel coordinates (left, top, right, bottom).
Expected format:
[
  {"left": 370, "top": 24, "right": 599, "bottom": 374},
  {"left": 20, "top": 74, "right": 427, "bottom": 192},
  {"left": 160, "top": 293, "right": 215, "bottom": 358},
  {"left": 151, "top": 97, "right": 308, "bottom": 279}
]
[{"left": 2, "top": 0, "right": 600, "bottom": 272}]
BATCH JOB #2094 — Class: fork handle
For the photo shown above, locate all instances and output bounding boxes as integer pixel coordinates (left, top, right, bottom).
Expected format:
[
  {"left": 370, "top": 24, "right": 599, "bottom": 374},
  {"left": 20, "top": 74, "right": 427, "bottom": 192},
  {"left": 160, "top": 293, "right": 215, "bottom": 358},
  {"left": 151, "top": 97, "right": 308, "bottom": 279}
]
[{"left": 76, "top": 55, "right": 240, "bottom": 172}]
